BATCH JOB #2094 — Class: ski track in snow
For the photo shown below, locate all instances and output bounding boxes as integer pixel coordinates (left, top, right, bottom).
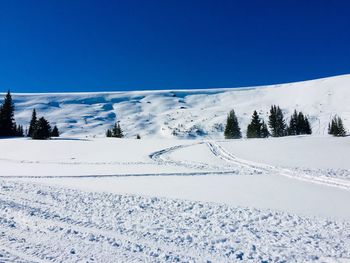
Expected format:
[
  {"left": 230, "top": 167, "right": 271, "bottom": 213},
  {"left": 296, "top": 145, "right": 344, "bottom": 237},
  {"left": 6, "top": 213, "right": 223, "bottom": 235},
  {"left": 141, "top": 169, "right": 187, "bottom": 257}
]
[
  {"left": 1, "top": 140, "right": 350, "bottom": 262},
  {"left": 148, "top": 142, "right": 262, "bottom": 175},
  {"left": 0, "top": 179, "right": 350, "bottom": 263},
  {"left": 206, "top": 141, "right": 350, "bottom": 190}
]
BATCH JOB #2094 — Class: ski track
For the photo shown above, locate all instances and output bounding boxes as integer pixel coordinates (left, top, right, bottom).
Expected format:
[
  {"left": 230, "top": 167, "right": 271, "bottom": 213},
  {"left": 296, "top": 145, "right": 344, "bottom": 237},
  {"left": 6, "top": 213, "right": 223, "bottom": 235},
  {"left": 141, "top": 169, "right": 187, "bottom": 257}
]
[
  {"left": 1, "top": 141, "right": 350, "bottom": 261},
  {"left": 149, "top": 142, "right": 262, "bottom": 175},
  {"left": 206, "top": 141, "right": 350, "bottom": 191},
  {"left": 0, "top": 179, "right": 350, "bottom": 262}
]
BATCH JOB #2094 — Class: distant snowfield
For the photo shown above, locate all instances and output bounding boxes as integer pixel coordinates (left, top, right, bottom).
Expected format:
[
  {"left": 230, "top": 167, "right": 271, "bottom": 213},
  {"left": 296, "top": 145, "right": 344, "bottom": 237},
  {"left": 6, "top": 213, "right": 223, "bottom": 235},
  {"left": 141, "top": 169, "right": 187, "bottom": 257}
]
[
  {"left": 8, "top": 74, "right": 350, "bottom": 139},
  {"left": 1, "top": 75, "right": 350, "bottom": 262}
]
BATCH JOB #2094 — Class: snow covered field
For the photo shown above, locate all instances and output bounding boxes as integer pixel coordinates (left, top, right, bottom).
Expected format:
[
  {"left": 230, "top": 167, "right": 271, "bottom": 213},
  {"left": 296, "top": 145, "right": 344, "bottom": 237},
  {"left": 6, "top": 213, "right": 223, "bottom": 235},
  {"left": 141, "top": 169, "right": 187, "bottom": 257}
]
[
  {"left": 1, "top": 75, "right": 350, "bottom": 262},
  {"left": 0, "top": 135, "right": 350, "bottom": 262}
]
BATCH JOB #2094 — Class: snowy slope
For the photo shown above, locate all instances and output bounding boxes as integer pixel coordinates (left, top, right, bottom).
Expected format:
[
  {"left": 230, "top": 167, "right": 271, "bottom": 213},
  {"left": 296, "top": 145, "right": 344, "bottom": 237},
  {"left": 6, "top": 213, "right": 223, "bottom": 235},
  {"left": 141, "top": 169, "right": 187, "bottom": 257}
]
[
  {"left": 1, "top": 136, "right": 350, "bottom": 262},
  {"left": 8, "top": 74, "right": 350, "bottom": 138}
]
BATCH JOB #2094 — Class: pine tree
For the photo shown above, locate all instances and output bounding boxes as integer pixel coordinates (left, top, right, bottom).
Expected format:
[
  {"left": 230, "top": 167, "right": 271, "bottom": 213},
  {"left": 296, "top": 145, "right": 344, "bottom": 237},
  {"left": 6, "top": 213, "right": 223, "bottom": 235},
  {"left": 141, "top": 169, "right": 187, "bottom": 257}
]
[
  {"left": 112, "top": 122, "right": 124, "bottom": 138},
  {"left": 268, "top": 105, "right": 278, "bottom": 137},
  {"left": 224, "top": 109, "right": 241, "bottom": 139},
  {"left": 288, "top": 110, "right": 312, "bottom": 136},
  {"left": 297, "top": 112, "right": 306, "bottom": 135},
  {"left": 108, "top": 122, "right": 124, "bottom": 138},
  {"left": 0, "top": 90, "right": 16, "bottom": 136},
  {"left": 28, "top": 109, "right": 37, "bottom": 137},
  {"left": 328, "top": 116, "right": 346, "bottom": 137},
  {"left": 246, "top": 110, "right": 262, "bottom": 138},
  {"left": 288, "top": 110, "right": 298, "bottom": 135},
  {"left": 51, "top": 125, "right": 59, "bottom": 137},
  {"left": 106, "top": 129, "right": 112, "bottom": 137},
  {"left": 116, "top": 123, "right": 124, "bottom": 138},
  {"left": 328, "top": 118, "right": 337, "bottom": 135},
  {"left": 337, "top": 117, "right": 346, "bottom": 136},
  {"left": 32, "top": 117, "right": 51, "bottom": 139},
  {"left": 246, "top": 124, "right": 254, "bottom": 138},
  {"left": 136, "top": 134, "right": 141, "bottom": 139},
  {"left": 304, "top": 117, "right": 312, "bottom": 134},
  {"left": 276, "top": 106, "right": 287, "bottom": 136},
  {"left": 15, "top": 124, "right": 24, "bottom": 137},
  {"left": 269, "top": 105, "right": 286, "bottom": 137},
  {"left": 260, "top": 121, "right": 269, "bottom": 138}
]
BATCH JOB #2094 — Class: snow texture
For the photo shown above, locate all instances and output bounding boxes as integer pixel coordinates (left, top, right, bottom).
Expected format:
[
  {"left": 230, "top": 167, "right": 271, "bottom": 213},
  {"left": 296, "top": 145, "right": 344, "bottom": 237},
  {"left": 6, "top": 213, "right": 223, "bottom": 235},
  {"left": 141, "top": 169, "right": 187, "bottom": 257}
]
[
  {"left": 0, "top": 74, "right": 349, "bottom": 262},
  {"left": 0, "top": 179, "right": 350, "bottom": 263},
  {"left": 6, "top": 74, "right": 350, "bottom": 138}
]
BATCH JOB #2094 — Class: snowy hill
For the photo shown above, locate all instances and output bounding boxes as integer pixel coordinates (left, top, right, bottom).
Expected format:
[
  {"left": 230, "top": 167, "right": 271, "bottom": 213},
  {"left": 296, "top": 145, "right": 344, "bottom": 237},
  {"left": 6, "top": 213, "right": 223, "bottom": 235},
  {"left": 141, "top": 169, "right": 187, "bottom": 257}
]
[{"left": 9, "top": 74, "right": 350, "bottom": 138}]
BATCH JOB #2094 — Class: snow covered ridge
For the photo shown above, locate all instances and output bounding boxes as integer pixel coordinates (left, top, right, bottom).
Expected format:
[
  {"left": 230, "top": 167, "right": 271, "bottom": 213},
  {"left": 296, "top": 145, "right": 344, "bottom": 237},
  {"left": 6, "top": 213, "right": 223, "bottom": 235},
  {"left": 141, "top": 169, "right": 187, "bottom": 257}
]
[{"left": 8, "top": 74, "right": 350, "bottom": 138}]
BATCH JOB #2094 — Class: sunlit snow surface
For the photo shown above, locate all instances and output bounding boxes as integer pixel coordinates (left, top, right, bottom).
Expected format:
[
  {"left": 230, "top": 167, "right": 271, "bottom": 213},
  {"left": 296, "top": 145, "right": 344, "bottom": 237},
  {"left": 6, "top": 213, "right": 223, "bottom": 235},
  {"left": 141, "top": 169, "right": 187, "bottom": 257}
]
[
  {"left": 0, "top": 75, "right": 350, "bottom": 262},
  {"left": 0, "top": 136, "right": 350, "bottom": 262},
  {"left": 8, "top": 74, "right": 350, "bottom": 138}
]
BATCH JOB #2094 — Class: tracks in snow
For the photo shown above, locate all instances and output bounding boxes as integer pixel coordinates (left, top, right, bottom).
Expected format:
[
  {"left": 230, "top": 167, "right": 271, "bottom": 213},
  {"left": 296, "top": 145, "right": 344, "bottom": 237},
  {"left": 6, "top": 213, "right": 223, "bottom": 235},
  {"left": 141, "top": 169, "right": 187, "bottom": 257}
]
[
  {"left": 206, "top": 141, "right": 350, "bottom": 190},
  {"left": 1, "top": 140, "right": 349, "bottom": 190},
  {"left": 0, "top": 179, "right": 349, "bottom": 262},
  {"left": 149, "top": 142, "right": 260, "bottom": 176},
  {"left": 149, "top": 140, "right": 350, "bottom": 190}
]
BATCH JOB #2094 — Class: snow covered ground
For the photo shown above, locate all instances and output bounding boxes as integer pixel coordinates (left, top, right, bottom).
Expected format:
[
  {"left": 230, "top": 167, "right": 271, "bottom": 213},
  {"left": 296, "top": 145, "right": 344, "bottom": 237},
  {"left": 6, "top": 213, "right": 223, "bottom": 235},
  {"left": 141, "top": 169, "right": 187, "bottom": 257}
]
[
  {"left": 1, "top": 74, "right": 350, "bottom": 262},
  {"left": 1, "top": 178, "right": 350, "bottom": 262},
  {"left": 0, "top": 135, "right": 350, "bottom": 262},
  {"left": 7, "top": 74, "right": 350, "bottom": 138}
]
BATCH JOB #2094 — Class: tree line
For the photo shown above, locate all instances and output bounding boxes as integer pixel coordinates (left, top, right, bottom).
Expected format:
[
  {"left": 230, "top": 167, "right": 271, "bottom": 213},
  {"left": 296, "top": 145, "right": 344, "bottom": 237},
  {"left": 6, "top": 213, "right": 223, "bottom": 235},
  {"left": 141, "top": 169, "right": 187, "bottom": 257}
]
[
  {"left": 0, "top": 91, "right": 60, "bottom": 139},
  {"left": 224, "top": 105, "right": 347, "bottom": 139}
]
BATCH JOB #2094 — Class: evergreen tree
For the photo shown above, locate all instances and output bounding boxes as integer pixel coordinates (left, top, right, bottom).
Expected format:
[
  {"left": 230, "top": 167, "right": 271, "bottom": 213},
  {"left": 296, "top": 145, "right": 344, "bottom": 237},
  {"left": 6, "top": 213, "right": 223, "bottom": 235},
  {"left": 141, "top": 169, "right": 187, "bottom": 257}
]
[
  {"left": 304, "top": 117, "right": 312, "bottom": 135},
  {"left": 51, "top": 125, "right": 59, "bottom": 137},
  {"left": 0, "top": 90, "right": 16, "bottom": 136},
  {"left": 288, "top": 110, "right": 312, "bottom": 135},
  {"left": 246, "top": 110, "right": 262, "bottom": 138},
  {"left": 337, "top": 117, "right": 345, "bottom": 136},
  {"left": 297, "top": 112, "right": 306, "bottom": 134},
  {"left": 112, "top": 122, "right": 124, "bottom": 138},
  {"left": 260, "top": 121, "right": 269, "bottom": 138},
  {"left": 15, "top": 124, "right": 24, "bottom": 137},
  {"left": 106, "top": 129, "right": 112, "bottom": 137},
  {"left": 107, "top": 122, "right": 124, "bottom": 138},
  {"left": 224, "top": 109, "right": 241, "bottom": 139},
  {"left": 268, "top": 105, "right": 277, "bottom": 136},
  {"left": 328, "top": 118, "right": 336, "bottom": 135},
  {"left": 328, "top": 116, "right": 346, "bottom": 137},
  {"left": 136, "top": 134, "right": 141, "bottom": 139},
  {"left": 276, "top": 106, "right": 287, "bottom": 136},
  {"left": 288, "top": 110, "right": 298, "bottom": 135},
  {"left": 28, "top": 109, "right": 37, "bottom": 137},
  {"left": 268, "top": 105, "right": 286, "bottom": 137},
  {"left": 32, "top": 117, "right": 51, "bottom": 139}
]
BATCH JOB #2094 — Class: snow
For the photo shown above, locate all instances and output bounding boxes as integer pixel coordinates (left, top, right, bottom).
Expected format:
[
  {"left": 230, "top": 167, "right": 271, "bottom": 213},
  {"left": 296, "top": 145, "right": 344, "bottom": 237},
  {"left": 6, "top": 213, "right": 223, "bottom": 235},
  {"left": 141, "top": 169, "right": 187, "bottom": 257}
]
[
  {"left": 1, "top": 179, "right": 350, "bottom": 262},
  {"left": 218, "top": 136, "right": 350, "bottom": 169},
  {"left": 0, "top": 74, "right": 350, "bottom": 261},
  {"left": 8, "top": 74, "right": 350, "bottom": 138},
  {"left": 23, "top": 174, "right": 350, "bottom": 221},
  {"left": 0, "top": 135, "right": 350, "bottom": 261}
]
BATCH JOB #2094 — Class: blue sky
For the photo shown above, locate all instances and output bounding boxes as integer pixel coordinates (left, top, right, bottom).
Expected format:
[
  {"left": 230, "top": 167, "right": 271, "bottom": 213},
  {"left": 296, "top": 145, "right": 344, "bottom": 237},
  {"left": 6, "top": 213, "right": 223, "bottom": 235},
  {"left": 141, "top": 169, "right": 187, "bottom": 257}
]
[{"left": 0, "top": 0, "right": 350, "bottom": 92}]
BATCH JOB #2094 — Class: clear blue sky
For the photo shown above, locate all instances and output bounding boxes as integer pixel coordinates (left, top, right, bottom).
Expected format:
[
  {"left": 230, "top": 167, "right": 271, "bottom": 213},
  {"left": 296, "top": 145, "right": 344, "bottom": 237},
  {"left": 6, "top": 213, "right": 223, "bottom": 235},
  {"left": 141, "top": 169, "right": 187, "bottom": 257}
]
[{"left": 0, "top": 0, "right": 349, "bottom": 92}]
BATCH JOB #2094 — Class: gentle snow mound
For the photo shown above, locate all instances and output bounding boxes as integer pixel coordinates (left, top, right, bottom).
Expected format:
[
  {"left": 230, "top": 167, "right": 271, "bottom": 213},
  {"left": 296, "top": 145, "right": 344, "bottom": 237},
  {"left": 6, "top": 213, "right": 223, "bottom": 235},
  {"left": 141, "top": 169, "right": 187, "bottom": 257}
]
[{"left": 6, "top": 74, "right": 350, "bottom": 138}]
